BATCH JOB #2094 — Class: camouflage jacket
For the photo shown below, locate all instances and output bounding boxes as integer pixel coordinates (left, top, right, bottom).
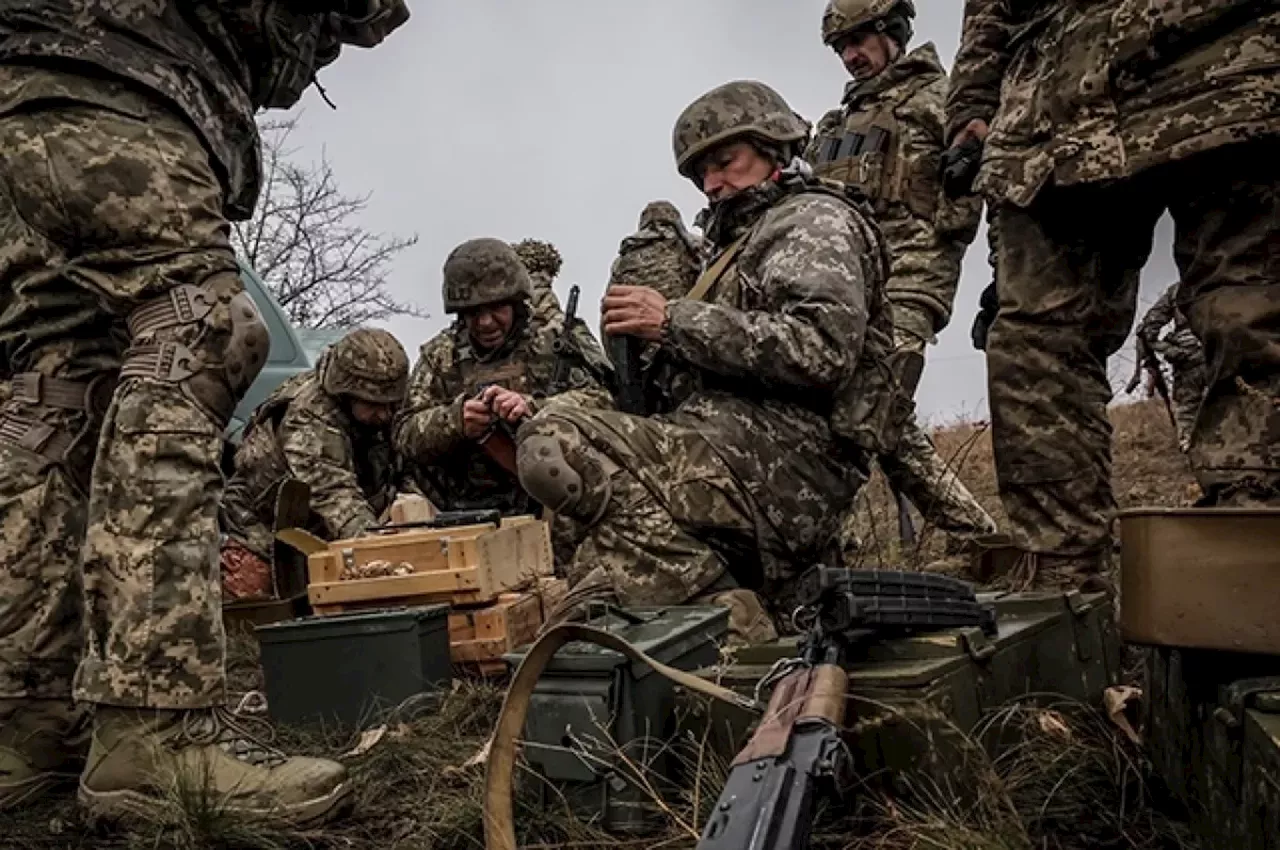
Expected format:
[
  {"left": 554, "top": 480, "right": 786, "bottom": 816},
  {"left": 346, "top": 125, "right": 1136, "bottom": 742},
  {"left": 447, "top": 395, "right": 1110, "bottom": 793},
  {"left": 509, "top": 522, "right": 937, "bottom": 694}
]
[
  {"left": 1138, "top": 284, "right": 1203, "bottom": 368},
  {"left": 0, "top": 0, "right": 403, "bottom": 219},
  {"left": 806, "top": 43, "right": 983, "bottom": 333},
  {"left": 946, "top": 0, "right": 1280, "bottom": 206},
  {"left": 394, "top": 313, "right": 614, "bottom": 511},
  {"left": 645, "top": 175, "right": 894, "bottom": 572},
  {"left": 221, "top": 371, "right": 400, "bottom": 556}
]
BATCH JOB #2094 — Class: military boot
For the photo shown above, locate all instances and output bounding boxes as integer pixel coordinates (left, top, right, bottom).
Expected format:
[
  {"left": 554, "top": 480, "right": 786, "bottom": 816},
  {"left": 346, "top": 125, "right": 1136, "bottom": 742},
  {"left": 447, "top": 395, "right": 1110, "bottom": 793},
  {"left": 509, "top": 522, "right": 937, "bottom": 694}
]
[
  {"left": 0, "top": 699, "right": 89, "bottom": 811},
  {"left": 1008, "top": 550, "right": 1115, "bottom": 597},
  {"left": 78, "top": 706, "right": 352, "bottom": 827}
]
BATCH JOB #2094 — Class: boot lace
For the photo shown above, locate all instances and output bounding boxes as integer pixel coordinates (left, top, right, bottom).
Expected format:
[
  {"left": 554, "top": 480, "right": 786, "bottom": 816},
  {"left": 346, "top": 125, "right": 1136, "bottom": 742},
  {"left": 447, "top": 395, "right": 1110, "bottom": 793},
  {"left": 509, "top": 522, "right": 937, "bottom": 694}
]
[{"left": 178, "top": 707, "right": 289, "bottom": 768}]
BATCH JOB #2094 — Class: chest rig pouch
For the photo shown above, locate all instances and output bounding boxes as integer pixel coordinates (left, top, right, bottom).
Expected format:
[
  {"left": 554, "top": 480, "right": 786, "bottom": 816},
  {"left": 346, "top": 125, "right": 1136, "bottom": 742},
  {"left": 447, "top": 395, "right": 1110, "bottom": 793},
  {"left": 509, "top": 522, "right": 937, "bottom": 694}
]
[{"left": 810, "top": 79, "right": 936, "bottom": 222}]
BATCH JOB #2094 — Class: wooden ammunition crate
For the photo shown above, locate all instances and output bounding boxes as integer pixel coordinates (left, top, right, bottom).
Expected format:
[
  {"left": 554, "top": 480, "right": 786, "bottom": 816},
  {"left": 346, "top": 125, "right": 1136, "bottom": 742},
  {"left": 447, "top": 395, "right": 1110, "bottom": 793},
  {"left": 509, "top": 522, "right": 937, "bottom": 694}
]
[
  {"left": 306, "top": 517, "right": 553, "bottom": 615},
  {"left": 449, "top": 587, "right": 553, "bottom": 677}
]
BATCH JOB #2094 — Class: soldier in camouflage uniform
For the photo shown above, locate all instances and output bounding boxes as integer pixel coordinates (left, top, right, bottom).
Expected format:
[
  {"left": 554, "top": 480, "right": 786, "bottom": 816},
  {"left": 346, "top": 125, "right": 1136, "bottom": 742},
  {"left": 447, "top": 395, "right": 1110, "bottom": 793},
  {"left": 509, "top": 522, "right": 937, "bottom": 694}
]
[
  {"left": 219, "top": 328, "right": 411, "bottom": 601},
  {"left": 0, "top": 0, "right": 408, "bottom": 822},
  {"left": 805, "top": 0, "right": 998, "bottom": 551},
  {"left": 947, "top": 0, "right": 1280, "bottom": 588},
  {"left": 1135, "top": 283, "right": 1208, "bottom": 454},
  {"left": 516, "top": 81, "right": 903, "bottom": 646},
  {"left": 394, "top": 239, "right": 613, "bottom": 534}
]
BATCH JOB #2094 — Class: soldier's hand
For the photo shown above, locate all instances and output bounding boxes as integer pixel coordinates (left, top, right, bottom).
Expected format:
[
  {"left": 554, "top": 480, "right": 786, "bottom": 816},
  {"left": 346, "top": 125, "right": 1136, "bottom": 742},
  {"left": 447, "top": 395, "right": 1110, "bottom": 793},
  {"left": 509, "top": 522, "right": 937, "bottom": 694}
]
[
  {"left": 951, "top": 119, "right": 990, "bottom": 149},
  {"left": 602, "top": 285, "right": 667, "bottom": 342},
  {"left": 462, "top": 399, "right": 494, "bottom": 440},
  {"left": 482, "top": 386, "right": 531, "bottom": 423}
]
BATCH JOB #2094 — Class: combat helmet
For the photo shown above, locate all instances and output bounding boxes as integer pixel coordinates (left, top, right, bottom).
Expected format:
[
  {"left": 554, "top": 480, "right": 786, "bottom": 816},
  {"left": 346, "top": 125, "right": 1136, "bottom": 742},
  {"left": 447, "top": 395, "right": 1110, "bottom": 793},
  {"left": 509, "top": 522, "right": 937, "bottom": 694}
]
[
  {"left": 512, "top": 238, "right": 563, "bottom": 280},
  {"left": 442, "top": 237, "right": 533, "bottom": 314},
  {"left": 673, "top": 80, "right": 810, "bottom": 179},
  {"left": 822, "top": 0, "right": 916, "bottom": 48},
  {"left": 320, "top": 327, "right": 410, "bottom": 405}
]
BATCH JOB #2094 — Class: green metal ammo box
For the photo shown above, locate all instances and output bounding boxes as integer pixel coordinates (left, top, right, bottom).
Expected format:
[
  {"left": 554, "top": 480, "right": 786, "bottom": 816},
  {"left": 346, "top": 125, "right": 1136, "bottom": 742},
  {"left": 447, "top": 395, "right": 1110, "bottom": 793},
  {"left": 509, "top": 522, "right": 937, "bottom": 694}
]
[
  {"left": 256, "top": 605, "right": 453, "bottom": 730},
  {"left": 1143, "top": 646, "right": 1280, "bottom": 850},
  {"left": 501, "top": 605, "right": 730, "bottom": 833},
  {"left": 682, "top": 590, "right": 1121, "bottom": 789}
]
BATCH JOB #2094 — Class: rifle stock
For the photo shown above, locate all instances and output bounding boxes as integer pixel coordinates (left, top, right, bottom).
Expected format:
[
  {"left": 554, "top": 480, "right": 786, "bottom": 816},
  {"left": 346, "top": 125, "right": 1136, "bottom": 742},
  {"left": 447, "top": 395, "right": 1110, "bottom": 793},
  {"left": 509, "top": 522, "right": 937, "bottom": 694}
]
[{"left": 697, "top": 665, "right": 849, "bottom": 850}]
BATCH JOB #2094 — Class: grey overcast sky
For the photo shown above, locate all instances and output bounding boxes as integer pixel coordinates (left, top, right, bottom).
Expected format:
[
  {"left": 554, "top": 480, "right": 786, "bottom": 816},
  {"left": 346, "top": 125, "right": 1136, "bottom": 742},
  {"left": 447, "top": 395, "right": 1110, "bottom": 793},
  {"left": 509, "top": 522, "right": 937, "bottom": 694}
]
[{"left": 276, "top": 0, "right": 1178, "bottom": 426}]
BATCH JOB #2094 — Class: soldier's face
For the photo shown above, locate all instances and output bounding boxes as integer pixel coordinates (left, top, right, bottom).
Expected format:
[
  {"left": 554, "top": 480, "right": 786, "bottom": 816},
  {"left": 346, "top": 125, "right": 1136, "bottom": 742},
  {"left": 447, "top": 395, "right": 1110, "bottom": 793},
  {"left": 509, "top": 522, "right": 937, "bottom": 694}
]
[
  {"left": 696, "top": 142, "right": 778, "bottom": 202},
  {"left": 836, "top": 31, "right": 896, "bottom": 79},
  {"left": 351, "top": 400, "right": 397, "bottom": 427},
  {"left": 465, "top": 304, "right": 516, "bottom": 351}
]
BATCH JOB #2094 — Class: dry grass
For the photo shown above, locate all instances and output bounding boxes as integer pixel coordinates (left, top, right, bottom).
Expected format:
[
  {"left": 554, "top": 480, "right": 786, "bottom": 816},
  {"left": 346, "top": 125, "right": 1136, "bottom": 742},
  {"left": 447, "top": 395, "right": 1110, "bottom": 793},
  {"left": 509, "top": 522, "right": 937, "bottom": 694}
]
[
  {"left": 848, "top": 399, "right": 1199, "bottom": 572},
  {"left": 6, "top": 398, "right": 1203, "bottom": 850}
]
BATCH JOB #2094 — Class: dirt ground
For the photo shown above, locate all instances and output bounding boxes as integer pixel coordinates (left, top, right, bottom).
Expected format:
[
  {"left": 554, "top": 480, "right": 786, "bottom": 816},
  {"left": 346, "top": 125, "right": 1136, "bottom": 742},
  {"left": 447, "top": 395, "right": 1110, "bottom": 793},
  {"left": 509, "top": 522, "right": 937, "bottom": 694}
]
[{"left": 8, "top": 400, "right": 1204, "bottom": 850}]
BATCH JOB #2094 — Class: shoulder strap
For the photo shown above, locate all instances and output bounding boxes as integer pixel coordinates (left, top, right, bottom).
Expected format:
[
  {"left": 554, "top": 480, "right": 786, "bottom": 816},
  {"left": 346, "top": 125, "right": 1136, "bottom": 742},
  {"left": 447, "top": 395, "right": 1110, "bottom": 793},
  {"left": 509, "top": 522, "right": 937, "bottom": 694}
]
[{"left": 686, "top": 230, "right": 751, "bottom": 303}]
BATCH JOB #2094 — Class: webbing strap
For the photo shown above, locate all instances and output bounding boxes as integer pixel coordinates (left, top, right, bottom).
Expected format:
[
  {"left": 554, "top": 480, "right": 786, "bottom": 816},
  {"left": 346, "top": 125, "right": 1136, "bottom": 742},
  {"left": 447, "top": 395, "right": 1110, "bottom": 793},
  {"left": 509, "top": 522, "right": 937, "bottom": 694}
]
[
  {"left": 126, "top": 284, "right": 215, "bottom": 337},
  {"left": 119, "top": 342, "right": 201, "bottom": 383},
  {"left": 0, "top": 412, "right": 74, "bottom": 461},
  {"left": 10, "top": 372, "right": 90, "bottom": 410},
  {"left": 686, "top": 231, "right": 751, "bottom": 303},
  {"left": 483, "top": 623, "right": 762, "bottom": 850}
]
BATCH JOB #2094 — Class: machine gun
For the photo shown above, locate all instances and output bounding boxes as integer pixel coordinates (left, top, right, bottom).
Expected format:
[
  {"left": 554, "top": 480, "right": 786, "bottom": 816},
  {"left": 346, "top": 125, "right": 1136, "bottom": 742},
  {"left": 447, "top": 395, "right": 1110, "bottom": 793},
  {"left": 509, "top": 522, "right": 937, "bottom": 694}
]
[
  {"left": 483, "top": 568, "right": 995, "bottom": 850},
  {"left": 696, "top": 568, "right": 996, "bottom": 850}
]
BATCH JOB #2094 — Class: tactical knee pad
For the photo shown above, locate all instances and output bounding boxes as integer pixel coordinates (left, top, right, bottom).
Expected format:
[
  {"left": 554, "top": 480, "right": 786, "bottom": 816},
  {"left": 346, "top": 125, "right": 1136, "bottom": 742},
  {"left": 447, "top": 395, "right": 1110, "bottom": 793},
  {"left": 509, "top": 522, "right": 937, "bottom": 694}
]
[
  {"left": 121, "top": 274, "right": 270, "bottom": 427},
  {"left": 517, "top": 427, "right": 612, "bottom": 526}
]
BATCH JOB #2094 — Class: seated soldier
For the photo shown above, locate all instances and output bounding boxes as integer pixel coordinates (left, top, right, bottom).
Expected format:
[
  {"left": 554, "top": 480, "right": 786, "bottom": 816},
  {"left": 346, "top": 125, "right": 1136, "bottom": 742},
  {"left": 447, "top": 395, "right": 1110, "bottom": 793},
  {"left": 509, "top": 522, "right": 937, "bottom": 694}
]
[
  {"left": 393, "top": 238, "right": 613, "bottom": 553},
  {"left": 219, "top": 327, "right": 412, "bottom": 600},
  {"left": 515, "top": 80, "right": 900, "bottom": 646}
]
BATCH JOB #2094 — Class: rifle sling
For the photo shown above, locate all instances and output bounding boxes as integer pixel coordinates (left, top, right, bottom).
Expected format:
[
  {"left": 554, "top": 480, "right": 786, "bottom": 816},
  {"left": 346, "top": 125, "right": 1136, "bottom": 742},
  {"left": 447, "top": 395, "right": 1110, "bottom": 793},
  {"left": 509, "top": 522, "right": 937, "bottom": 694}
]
[
  {"left": 686, "top": 231, "right": 751, "bottom": 303},
  {"left": 483, "top": 623, "right": 761, "bottom": 850}
]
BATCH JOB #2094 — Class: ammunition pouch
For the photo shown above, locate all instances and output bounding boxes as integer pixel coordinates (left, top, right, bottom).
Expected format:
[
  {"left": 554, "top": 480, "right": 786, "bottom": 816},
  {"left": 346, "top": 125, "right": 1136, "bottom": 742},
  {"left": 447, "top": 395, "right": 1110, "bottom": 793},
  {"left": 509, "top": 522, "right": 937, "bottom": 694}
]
[{"left": 121, "top": 282, "right": 270, "bottom": 427}]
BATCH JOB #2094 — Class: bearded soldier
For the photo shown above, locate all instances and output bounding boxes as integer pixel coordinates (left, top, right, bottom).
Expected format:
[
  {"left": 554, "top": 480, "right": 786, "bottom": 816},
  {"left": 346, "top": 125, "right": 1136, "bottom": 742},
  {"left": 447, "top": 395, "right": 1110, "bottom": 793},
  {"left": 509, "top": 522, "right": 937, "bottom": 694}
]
[
  {"left": 0, "top": 0, "right": 409, "bottom": 823},
  {"left": 1134, "top": 284, "right": 1208, "bottom": 455},
  {"left": 947, "top": 0, "right": 1280, "bottom": 589},
  {"left": 805, "top": 0, "right": 998, "bottom": 551},
  {"left": 394, "top": 238, "right": 613, "bottom": 536},
  {"left": 516, "top": 81, "right": 903, "bottom": 646},
  {"left": 219, "top": 328, "right": 411, "bottom": 601}
]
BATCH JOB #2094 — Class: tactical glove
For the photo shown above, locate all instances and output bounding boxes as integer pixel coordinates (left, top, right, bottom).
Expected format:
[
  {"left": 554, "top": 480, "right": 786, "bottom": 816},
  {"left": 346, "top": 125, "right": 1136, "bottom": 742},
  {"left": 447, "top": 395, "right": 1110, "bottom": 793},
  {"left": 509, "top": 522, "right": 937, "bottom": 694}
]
[{"left": 971, "top": 282, "right": 999, "bottom": 351}]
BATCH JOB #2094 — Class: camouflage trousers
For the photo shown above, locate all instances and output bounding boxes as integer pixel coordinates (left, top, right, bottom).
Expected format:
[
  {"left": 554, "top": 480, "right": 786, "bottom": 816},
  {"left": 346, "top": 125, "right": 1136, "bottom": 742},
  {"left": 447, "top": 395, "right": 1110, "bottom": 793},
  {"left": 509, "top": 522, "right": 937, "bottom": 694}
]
[
  {"left": 516, "top": 408, "right": 780, "bottom": 645},
  {"left": 988, "top": 139, "right": 1280, "bottom": 555},
  {"left": 1167, "top": 357, "right": 1209, "bottom": 455},
  {"left": 0, "top": 84, "right": 260, "bottom": 707}
]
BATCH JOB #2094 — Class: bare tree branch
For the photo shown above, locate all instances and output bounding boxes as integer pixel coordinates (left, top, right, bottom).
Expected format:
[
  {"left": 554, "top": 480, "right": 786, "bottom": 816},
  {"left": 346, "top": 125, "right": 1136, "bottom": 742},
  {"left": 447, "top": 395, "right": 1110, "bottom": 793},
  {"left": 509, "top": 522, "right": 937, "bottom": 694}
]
[{"left": 232, "top": 116, "right": 426, "bottom": 329}]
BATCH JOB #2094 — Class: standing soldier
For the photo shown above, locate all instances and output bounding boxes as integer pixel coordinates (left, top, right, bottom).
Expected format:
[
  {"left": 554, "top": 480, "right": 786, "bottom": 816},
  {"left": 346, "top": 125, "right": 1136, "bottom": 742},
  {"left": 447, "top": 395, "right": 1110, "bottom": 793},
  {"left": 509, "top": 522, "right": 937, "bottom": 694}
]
[
  {"left": 219, "top": 328, "right": 411, "bottom": 601},
  {"left": 0, "top": 0, "right": 409, "bottom": 822},
  {"left": 805, "top": 0, "right": 998, "bottom": 549},
  {"left": 516, "top": 81, "right": 903, "bottom": 645},
  {"left": 946, "top": 0, "right": 1280, "bottom": 590},
  {"left": 1132, "top": 284, "right": 1208, "bottom": 455},
  {"left": 393, "top": 239, "right": 613, "bottom": 545}
]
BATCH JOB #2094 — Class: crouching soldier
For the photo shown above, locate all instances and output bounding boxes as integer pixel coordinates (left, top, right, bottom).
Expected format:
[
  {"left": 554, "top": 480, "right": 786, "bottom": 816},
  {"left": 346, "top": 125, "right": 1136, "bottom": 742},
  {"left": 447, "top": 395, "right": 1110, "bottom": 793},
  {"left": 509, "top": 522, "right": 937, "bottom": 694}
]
[
  {"left": 219, "top": 327, "right": 411, "bottom": 600},
  {"left": 393, "top": 238, "right": 613, "bottom": 560},
  {"left": 516, "top": 81, "right": 902, "bottom": 646}
]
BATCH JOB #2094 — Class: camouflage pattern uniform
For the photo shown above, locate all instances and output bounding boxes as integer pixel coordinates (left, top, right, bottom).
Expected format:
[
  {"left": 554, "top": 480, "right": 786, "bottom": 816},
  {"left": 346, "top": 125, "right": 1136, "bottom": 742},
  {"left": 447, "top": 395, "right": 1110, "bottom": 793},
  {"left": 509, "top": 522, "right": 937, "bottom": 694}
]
[
  {"left": 1137, "top": 284, "right": 1207, "bottom": 454},
  {"left": 517, "top": 82, "right": 902, "bottom": 645},
  {"left": 807, "top": 0, "right": 997, "bottom": 544},
  {"left": 395, "top": 239, "right": 613, "bottom": 520},
  {"left": 0, "top": 0, "right": 407, "bottom": 821},
  {"left": 947, "top": 0, "right": 1280, "bottom": 574},
  {"left": 220, "top": 329, "right": 410, "bottom": 594}
]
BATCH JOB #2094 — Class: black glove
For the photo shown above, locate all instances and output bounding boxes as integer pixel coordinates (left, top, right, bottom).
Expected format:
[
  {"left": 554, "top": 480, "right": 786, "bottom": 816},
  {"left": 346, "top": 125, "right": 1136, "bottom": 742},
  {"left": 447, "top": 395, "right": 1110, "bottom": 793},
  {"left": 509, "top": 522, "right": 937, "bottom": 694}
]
[
  {"left": 940, "top": 136, "right": 985, "bottom": 200},
  {"left": 971, "top": 282, "right": 999, "bottom": 351}
]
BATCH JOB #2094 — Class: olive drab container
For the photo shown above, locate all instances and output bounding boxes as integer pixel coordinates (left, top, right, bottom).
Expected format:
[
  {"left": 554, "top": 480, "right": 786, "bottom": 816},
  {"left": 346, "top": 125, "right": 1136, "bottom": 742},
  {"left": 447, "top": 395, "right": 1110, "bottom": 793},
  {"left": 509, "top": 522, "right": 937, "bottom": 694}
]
[
  {"left": 501, "top": 605, "right": 730, "bottom": 833},
  {"left": 1119, "top": 506, "right": 1280, "bottom": 850},
  {"left": 256, "top": 605, "right": 453, "bottom": 729},
  {"left": 682, "top": 590, "right": 1122, "bottom": 795}
]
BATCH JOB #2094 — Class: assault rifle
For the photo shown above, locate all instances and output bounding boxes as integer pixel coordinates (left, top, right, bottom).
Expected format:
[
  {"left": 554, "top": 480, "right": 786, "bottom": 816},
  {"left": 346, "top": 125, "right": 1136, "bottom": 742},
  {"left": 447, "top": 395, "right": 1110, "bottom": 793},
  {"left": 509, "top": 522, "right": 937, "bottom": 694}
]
[
  {"left": 550, "top": 284, "right": 582, "bottom": 394},
  {"left": 696, "top": 567, "right": 996, "bottom": 850},
  {"left": 608, "top": 333, "right": 648, "bottom": 415}
]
